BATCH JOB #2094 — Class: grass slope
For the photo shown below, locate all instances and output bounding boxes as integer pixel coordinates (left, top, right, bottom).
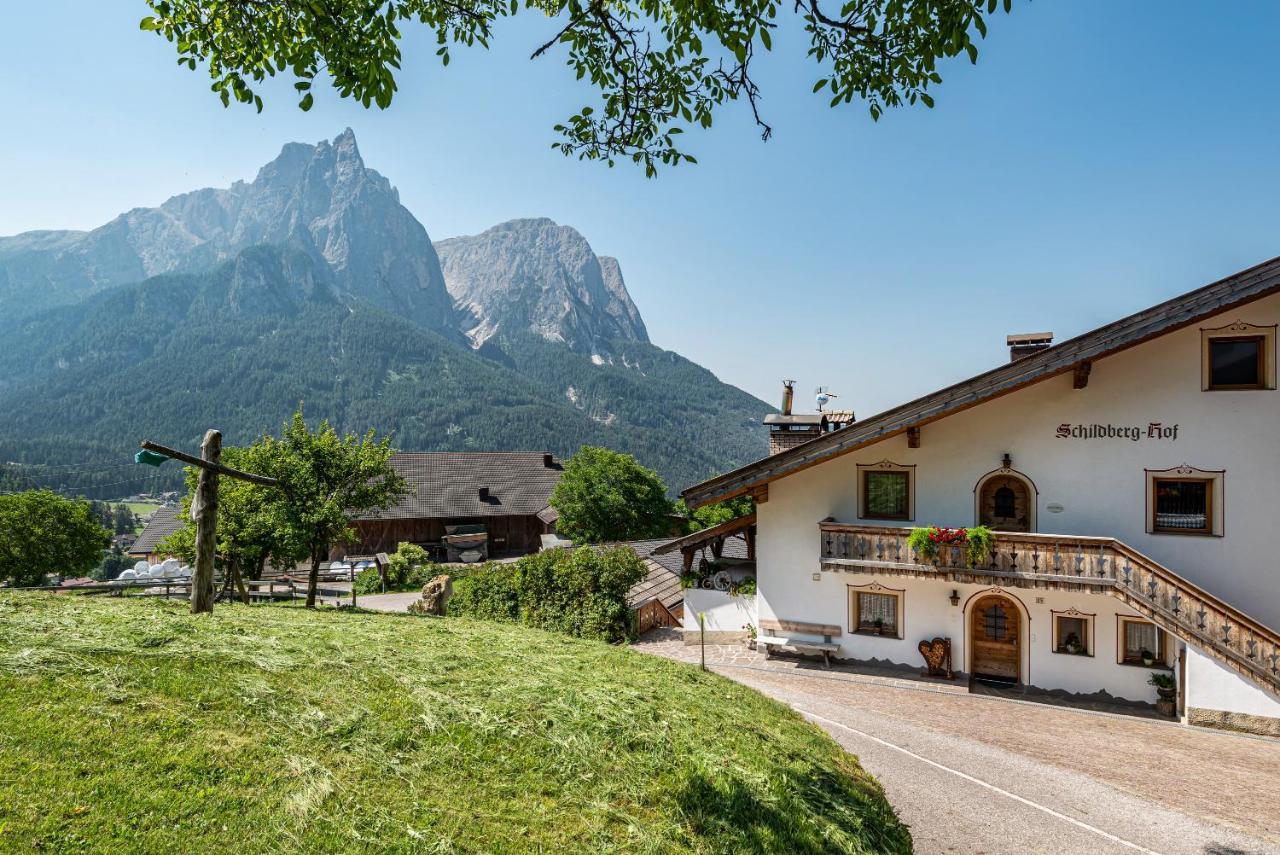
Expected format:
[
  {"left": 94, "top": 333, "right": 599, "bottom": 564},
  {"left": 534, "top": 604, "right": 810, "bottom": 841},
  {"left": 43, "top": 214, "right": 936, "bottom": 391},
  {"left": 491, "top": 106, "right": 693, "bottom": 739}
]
[{"left": 0, "top": 595, "right": 909, "bottom": 854}]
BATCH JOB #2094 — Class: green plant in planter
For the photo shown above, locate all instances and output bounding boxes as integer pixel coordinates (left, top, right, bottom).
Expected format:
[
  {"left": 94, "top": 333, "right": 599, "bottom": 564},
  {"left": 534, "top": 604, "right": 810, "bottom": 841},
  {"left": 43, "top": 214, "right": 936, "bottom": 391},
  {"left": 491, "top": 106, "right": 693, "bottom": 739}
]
[
  {"left": 1148, "top": 671, "right": 1176, "bottom": 700},
  {"left": 964, "top": 526, "right": 994, "bottom": 566},
  {"left": 734, "top": 577, "right": 757, "bottom": 597},
  {"left": 906, "top": 526, "right": 995, "bottom": 565},
  {"left": 1141, "top": 649, "right": 1156, "bottom": 667},
  {"left": 680, "top": 571, "right": 699, "bottom": 590}
]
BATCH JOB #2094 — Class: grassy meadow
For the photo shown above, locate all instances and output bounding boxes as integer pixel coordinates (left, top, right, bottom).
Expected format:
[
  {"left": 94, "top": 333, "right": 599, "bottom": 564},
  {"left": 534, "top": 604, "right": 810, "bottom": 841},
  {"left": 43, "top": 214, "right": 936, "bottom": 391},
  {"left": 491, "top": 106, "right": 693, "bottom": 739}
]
[{"left": 0, "top": 594, "right": 910, "bottom": 853}]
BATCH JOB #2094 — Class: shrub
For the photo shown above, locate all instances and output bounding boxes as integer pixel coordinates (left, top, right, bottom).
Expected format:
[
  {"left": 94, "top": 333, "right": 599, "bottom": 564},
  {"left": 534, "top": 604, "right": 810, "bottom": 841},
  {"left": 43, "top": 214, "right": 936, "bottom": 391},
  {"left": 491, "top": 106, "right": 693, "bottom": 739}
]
[
  {"left": 450, "top": 547, "right": 647, "bottom": 643},
  {"left": 449, "top": 562, "right": 519, "bottom": 623},
  {"left": 386, "top": 543, "right": 437, "bottom": 589},
  {"left": 353, "top": 567, "right": 382, "bottom": 595}
]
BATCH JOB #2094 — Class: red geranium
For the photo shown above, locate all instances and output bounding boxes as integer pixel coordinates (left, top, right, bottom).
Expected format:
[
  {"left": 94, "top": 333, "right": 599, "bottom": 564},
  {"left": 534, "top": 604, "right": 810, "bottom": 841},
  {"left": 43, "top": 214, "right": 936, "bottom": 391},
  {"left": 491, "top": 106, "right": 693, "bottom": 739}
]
[{"left": 926, "top": 526, "right": 968, "bottom": 545}]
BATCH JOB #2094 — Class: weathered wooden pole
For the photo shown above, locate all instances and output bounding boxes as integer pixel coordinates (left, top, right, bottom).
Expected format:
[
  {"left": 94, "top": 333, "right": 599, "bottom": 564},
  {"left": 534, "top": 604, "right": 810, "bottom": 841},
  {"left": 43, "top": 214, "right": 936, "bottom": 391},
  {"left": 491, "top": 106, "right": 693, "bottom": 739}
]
[{"left": 191, "top": 429, "right": 221, "bottom": 614}]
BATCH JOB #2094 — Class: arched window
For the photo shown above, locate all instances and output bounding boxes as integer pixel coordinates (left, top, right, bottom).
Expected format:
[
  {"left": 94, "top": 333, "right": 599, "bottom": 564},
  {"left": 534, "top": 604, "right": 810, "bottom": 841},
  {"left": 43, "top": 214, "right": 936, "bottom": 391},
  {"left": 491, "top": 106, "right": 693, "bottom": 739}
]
[{"left": 993, "top": 485, "right": 1017, "bottom": 519}]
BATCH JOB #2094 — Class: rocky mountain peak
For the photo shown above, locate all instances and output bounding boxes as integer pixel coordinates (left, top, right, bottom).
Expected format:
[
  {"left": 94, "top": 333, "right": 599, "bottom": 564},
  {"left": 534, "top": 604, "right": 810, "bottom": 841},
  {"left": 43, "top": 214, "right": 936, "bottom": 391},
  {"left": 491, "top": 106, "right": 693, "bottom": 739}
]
[
  {"left": 0, "top": 130, "right": 454, "bottom": 331},
  {"left": 434, "top": 217, "right": 650, "bottom": 354}
]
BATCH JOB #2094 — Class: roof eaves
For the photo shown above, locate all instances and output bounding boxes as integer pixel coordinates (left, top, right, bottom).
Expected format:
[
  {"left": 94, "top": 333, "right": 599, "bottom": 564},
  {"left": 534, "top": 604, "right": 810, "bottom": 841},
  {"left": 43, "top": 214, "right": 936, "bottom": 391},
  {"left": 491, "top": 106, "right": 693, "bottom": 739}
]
[{"left": 682, "top": 255, "right": 1280, "bottom": 508}]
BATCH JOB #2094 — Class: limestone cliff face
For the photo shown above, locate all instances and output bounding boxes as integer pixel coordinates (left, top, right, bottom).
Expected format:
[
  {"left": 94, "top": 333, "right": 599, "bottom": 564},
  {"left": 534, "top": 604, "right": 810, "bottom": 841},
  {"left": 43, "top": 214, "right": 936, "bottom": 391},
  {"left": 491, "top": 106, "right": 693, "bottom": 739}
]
[
  {"left": 0, "top": 130, "right": 455, "bottom": 330},
  {"left": 434, "top": 218, "right": 649, "bottom": 354}
]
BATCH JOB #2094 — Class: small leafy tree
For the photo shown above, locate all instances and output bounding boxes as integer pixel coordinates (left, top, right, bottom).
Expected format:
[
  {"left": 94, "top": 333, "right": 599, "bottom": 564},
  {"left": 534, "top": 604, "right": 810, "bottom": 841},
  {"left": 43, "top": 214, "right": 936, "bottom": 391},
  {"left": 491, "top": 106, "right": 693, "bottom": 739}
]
[
  {"left": 676, "top": 495, "right": 754, "bottom": 534},
  {"left": 112, "top": 504, "right": 138, "bottom": 535},
  {"left": 253, "top": 410, "right": 406, "bottom": 607},
  {"left": 549, "top": 446, "right": 673, "bottom": 543},
  {"left": 159, "top": 444, "right": 300, "bottom": 585},
  {"left": 0, "top": 491, "right": 110, "bottom": 586}
]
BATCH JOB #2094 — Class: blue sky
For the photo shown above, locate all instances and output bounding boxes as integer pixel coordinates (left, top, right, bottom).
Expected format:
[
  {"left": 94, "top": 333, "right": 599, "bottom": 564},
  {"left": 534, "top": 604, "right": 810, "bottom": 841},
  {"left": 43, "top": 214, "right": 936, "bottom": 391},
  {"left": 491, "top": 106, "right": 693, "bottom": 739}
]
[{"left": 3, "top": 2, "right": 1280, "bottom": 415}]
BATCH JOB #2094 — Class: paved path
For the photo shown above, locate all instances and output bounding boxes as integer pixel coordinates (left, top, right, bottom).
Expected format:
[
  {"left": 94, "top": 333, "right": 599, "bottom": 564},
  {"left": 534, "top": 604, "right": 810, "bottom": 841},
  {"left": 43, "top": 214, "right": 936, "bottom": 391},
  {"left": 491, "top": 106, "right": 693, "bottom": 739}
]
[
  {"left": 635, "top": 632, "right": 1280, "bottom": 854},
  {"left": 355, "top": 591, "right": 422, "bottom": 612}
]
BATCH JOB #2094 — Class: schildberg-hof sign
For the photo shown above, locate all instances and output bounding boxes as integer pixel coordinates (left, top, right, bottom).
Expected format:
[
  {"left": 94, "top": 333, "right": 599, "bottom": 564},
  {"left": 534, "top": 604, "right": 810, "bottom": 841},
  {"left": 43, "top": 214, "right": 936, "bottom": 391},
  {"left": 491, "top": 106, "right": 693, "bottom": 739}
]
[{"left": 1056, "top": 422, "right": 1180, "bottom": 441}]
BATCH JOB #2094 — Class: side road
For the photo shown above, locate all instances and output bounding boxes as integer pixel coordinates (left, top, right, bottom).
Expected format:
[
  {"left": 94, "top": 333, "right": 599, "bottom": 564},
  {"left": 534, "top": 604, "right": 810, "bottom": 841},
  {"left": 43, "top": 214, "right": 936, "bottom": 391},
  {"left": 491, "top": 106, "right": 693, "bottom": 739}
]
[{"left": 634, "top": 634, "right": 1280, "bottom": 854}]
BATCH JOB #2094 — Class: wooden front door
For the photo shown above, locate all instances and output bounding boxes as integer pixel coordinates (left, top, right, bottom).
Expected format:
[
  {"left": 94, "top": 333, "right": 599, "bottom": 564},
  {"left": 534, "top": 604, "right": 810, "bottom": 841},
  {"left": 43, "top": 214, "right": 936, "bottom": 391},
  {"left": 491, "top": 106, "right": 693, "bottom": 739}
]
[
  {"left": 978, "top": 475, "right": 1031, "bottom": 532},
  {"left": 970, "top": 594, "right": 1021, "bottom": 682}
]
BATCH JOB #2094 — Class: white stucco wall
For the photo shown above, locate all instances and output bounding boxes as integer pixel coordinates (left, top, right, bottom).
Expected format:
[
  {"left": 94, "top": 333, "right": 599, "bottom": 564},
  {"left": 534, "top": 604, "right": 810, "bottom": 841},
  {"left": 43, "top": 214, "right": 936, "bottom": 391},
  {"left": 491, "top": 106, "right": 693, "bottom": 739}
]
[
  {"left": 1184, "top": 645, "right": 1280, "bottom": 718},
  {"left": 684, "top": 589, "right": 756, "bottom": 636},
  {"left": 758, "top": 570, "right": 1167, "bottom": 701},
  {"left": 753, "top": 293, "right": 1280, "bottom": 704}
]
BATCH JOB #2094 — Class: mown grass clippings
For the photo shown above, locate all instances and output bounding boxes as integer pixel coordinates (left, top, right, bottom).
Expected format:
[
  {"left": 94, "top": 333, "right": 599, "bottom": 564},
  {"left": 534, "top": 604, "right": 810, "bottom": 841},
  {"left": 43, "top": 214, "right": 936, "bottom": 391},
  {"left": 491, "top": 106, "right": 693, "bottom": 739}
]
[{"left": 0, "top": 593, "right": 910, "bottom": 853}]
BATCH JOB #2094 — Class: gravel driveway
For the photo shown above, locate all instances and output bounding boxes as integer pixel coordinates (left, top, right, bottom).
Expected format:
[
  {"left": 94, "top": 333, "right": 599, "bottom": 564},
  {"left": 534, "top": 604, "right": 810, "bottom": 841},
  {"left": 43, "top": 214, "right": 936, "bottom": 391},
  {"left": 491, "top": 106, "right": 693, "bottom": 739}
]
[{"left": 634, "top": 632, "right": 1280, "bottom": 854}]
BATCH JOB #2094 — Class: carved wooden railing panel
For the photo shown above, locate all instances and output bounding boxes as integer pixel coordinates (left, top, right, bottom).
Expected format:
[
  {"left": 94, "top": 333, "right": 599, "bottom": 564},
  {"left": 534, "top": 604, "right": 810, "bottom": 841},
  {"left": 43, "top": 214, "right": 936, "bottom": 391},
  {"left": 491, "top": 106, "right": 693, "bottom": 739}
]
[{"left": 818, "top": 522, "right": 1280, "bottom": 694}]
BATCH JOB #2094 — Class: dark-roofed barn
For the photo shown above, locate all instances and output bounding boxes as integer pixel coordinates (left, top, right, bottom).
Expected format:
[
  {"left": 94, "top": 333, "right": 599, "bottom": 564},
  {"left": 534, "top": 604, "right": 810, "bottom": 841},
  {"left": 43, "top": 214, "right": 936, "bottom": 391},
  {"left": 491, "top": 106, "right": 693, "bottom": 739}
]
[{"left": 337, "top": 452, "right": 565, "bottom": 559}]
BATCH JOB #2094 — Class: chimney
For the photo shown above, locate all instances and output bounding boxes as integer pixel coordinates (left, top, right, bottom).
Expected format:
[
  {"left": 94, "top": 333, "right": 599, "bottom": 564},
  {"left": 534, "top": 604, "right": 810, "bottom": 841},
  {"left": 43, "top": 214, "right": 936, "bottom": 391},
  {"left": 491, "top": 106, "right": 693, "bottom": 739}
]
[
  {"left": 780, "top": 380, "right": 795, "bottom": 416},
  {"left": 1007, "top": 332, "right": 1053, "bottom": 362},
  {"left": 478, "top": 487, "right": 491, "bottom": 502},
  {"left": 542, "top": 453, "right": 555, "bottom": 468}
]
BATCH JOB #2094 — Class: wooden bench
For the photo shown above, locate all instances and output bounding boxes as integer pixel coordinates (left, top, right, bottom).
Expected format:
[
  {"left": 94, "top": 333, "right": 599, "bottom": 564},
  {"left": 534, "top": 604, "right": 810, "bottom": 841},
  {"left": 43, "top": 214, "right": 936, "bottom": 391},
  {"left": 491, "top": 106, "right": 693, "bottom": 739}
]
[{"left": 757, "top": 618, "right": 842, "bottom": 667}]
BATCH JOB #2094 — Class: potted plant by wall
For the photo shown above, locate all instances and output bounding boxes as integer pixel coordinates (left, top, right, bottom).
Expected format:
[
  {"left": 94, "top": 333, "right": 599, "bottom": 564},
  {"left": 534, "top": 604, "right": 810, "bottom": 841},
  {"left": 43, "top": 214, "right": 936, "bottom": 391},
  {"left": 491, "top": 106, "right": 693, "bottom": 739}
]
[
  {"left": 1148, "top": 671, "right": 1176, "bottom": 700},
  {"left": 872, "top": 618, "right": 885, "bottom": 636},
  {"left": 1141, "top": 648, "right": 1156, "bottom": 667},
  {"left": 743, "top": 623, "right": 757, "bottom": 650}
]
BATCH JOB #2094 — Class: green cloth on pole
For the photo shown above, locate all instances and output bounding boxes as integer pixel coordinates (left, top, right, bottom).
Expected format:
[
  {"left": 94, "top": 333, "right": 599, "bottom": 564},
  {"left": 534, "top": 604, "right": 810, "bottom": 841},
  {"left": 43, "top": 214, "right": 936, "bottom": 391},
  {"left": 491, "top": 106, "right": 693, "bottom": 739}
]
[{"left": 135, "top": 449, "right": 169, "bottom": 467}]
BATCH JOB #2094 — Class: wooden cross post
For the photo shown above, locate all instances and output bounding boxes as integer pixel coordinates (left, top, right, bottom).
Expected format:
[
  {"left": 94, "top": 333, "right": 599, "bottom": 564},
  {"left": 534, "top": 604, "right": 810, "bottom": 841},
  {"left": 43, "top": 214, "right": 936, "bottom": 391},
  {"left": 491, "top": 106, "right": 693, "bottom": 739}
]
[
  {"left": 192, "top": 430, "right": 221, "bottom": 613},
  {"left": 139, "top": 435, "right": 280, "bottom": 616}
]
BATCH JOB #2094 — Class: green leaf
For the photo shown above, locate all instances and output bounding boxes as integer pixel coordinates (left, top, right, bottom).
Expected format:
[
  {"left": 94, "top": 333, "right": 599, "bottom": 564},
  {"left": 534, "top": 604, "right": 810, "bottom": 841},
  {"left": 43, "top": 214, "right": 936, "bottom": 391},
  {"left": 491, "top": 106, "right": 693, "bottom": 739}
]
[
  {"left": 139, "top": 16, "right": 158, "bottom": 31},
  {"left": 299, "top": 93, "right": 314, "bottom": 111}
]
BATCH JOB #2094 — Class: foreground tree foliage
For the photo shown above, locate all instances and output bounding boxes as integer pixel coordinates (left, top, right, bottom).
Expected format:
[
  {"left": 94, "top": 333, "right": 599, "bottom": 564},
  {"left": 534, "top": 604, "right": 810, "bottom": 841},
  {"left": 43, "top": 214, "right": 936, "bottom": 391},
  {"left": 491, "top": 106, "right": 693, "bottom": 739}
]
[
  {"left": 0, "top": 491, "right": 110, "bottom": 586},
  {"left": 141, "top": 0, "right": 1015, "bottom": 174},
  {"left": 549, "top": 445, "right": 673, "bottom": 543}
]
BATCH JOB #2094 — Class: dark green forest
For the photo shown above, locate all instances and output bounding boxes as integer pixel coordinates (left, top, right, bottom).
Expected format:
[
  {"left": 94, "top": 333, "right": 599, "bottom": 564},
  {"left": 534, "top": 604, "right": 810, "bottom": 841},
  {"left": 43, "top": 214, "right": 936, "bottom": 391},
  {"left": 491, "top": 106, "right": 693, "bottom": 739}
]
[{"left": 0, "top": 246, "right": 768, "bottom": 498}]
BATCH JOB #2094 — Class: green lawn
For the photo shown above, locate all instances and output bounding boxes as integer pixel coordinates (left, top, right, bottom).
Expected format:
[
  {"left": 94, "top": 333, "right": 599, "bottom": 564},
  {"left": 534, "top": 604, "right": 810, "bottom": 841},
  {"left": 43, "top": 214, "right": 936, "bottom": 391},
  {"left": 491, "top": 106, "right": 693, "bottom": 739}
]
[
  {"left": 122, "top": 501, "right": 163, "bottom": 518},
  {"left": 0, "top": 595, "right": 910, "bottom": 854}
]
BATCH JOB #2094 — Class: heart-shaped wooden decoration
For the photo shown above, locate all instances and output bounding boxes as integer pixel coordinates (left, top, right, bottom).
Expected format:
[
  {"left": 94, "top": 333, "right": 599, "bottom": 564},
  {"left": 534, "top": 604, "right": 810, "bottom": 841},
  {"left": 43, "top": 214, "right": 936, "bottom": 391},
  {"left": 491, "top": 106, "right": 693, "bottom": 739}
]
[{"left": 918, "top": 637, "right": 951, "bottom": 677}]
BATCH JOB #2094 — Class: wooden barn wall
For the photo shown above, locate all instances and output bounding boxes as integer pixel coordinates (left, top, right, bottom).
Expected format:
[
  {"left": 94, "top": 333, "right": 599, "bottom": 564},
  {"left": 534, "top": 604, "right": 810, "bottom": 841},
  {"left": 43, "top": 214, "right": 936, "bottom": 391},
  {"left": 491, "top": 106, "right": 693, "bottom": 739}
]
[{"left": 335, "top": 515, "right": 549, "bottom": 558}]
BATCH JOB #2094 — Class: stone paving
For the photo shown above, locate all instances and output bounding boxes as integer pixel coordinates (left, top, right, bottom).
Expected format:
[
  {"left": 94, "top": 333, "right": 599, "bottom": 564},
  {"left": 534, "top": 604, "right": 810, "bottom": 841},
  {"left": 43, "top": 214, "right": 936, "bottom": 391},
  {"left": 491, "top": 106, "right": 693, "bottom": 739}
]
[{"left": 634, "top": 628, "right": 1280, "bottom": 849}]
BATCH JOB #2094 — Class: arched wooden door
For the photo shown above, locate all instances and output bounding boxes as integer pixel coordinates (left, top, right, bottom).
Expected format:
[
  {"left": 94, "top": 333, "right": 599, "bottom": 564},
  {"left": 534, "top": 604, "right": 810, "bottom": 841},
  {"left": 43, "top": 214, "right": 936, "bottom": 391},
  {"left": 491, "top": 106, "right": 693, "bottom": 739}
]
[
  {"left": 970, "top": 594, "right": 1021, "bottom": 682},
  {"left": 978, "top": 475, "right": 1032, "bottom": 532}
]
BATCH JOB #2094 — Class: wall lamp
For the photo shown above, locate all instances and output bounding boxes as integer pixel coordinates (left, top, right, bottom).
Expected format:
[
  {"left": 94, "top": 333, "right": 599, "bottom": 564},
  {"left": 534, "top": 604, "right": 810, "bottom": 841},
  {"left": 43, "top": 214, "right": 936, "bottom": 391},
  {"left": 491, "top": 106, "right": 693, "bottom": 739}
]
[{"left": 949, "top": 589, "right": 961, "bottom": 607}]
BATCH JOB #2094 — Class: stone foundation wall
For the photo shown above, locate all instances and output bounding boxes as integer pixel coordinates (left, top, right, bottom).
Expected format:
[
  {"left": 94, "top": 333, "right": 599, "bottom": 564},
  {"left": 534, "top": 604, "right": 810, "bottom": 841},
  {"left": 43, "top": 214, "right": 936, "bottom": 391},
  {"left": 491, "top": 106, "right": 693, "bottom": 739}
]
[{"left": 1187, "top": 706, "right": 1280, "bottom": 738}]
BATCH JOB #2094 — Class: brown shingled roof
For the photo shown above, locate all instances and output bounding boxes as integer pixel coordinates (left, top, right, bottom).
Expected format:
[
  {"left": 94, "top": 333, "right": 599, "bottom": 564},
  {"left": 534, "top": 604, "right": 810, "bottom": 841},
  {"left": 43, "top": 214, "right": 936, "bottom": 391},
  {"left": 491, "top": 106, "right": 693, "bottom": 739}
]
[
  {"left": 623, "top": 535, "right": 750, "bottom": 611},
  {"left": 128, "top": 505, "right": 183, "bottom": 555},
  {"left": 357, "top": 452, "right": 564, "bottom": 521}
]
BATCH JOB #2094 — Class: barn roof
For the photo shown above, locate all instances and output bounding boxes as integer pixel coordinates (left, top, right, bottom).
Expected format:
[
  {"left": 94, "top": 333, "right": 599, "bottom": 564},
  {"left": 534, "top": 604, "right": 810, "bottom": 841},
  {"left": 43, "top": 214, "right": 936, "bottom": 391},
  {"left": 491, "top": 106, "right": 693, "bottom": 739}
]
[
  {"left": 129, "top": 505, "right": 183, "bottom": 555},
  {"left": 357, "top": 452, "right": 564, "bottom": 521}
]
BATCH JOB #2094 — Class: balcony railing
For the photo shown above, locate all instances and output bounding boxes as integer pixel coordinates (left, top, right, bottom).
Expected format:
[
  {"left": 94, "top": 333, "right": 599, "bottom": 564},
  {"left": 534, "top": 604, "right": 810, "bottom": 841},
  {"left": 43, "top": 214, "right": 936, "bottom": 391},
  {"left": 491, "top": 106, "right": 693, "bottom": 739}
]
[{"left": 819, "top": 522, "right": 1280, "bottom": 694}]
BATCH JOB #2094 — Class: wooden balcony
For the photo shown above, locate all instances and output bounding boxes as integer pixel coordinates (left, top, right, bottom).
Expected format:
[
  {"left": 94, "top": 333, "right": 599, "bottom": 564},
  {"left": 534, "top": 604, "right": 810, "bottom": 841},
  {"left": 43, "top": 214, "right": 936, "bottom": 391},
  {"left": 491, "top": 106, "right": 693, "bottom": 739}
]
[{"left": 819, "top": 522, "right": 1280, "bottom": 695}]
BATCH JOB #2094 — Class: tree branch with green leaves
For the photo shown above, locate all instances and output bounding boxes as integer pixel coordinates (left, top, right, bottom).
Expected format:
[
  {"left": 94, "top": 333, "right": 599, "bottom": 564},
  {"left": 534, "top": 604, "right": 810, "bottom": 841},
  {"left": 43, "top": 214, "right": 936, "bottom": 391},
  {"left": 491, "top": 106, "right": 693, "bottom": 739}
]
[{"left": 141, "top": 0, "right": 1014, "bottom": 175}]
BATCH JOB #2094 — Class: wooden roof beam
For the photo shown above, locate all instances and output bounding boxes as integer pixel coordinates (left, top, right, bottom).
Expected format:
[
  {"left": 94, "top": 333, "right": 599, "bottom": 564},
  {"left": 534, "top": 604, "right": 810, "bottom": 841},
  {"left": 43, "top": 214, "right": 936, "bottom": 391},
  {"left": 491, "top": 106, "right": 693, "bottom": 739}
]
[{"left": 1073, "top": 361, "right": 1092, "bottom": 389}]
